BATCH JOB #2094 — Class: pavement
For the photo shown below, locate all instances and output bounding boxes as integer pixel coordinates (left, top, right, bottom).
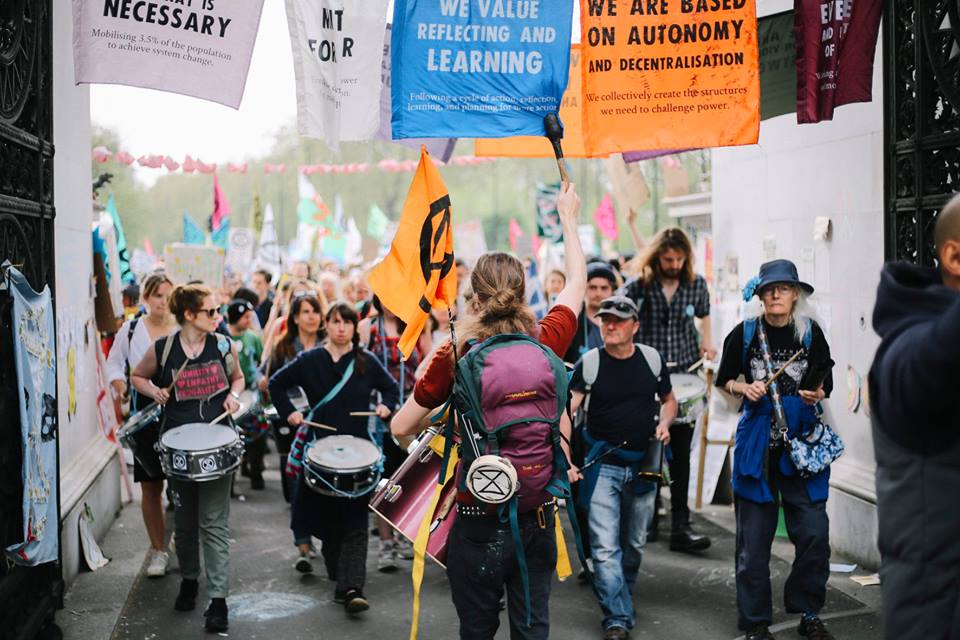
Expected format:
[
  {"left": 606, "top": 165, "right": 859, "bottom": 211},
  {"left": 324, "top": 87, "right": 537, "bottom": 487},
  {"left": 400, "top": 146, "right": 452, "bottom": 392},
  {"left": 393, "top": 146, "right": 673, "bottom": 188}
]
[{"left": 60, "top": 455, "right": 882, "bottom": 640}]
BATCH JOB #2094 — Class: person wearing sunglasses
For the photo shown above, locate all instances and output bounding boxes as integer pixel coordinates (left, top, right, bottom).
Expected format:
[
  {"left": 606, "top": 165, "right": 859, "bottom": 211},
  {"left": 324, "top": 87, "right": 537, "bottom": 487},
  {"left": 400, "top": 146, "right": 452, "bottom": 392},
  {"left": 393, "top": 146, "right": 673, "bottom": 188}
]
[
  {"left": 714, "top": 260, "right": 835, "bottom": 640},
  {"left": 619, "top": 226, "right": 714, "bottom": 552},
  {"left": 563, "top": 295, "right": 677, "bottom": 640},
  {"left": 131, "top": 283, "right": 245, "bottom": 633}
]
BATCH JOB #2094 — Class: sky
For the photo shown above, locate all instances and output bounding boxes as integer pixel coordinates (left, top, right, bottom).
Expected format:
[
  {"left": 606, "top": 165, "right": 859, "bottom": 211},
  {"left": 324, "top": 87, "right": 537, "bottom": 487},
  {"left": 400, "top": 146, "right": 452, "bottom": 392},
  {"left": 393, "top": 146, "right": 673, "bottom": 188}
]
[{"left": 89, "top": 0, "right": 297, "bottom": 185}]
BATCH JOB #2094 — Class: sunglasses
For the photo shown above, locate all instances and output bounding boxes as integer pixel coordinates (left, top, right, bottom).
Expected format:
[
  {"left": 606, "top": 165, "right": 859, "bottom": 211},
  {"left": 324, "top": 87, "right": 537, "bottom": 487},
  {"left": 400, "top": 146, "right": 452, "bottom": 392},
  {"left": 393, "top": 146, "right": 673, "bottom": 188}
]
[
  {"left": 197, "top": 307, "right": 221, "bottom": 318},
  {"left": 599, "top": 301, "right": 637, "bottom": 316},
  {"left": 292, "top": 291, "right": 318, "bottom": 300}
]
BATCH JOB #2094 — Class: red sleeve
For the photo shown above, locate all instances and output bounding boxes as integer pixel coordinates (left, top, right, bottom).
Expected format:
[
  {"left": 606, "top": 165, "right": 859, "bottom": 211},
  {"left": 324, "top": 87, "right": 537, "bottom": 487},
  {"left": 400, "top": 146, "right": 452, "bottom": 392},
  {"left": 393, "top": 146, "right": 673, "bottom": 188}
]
[
  {"left": 413, "top": 341, "right": 455, "bottom": 408},
  {"left": 537, "top": 304, "right": 577, "bottom": 358}
]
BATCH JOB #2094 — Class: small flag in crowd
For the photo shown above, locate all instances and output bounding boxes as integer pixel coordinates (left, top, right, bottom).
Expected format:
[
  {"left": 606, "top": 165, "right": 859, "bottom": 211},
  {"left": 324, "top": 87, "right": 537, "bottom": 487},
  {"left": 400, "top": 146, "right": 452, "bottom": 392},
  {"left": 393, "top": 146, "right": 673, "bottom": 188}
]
[
  {"left": 368, "top": 147, "right": 457, "bottom": 359},
  {"left": 106, "top": 194, "right": 135, "bottom": 284},
  {"left": 211, "top": 174, "right": 230, "bottom": 233},
  {"left": 594, "top": 193, "right": 618, "bottom": 241},
  {"left": 509, "top": 218, "right": 523, "bottom": 253},
  {"left": 183, "top": 212, "right": 206, "bottom": 245},
  {"left": 526, "top": 260, "right": 547, "bottom": 321},
  {"left": 367, "top": 204, "right": 390, "bottom": 240},
  {"left": 212, "top": 218, "right": 231, "bottom": 250}
]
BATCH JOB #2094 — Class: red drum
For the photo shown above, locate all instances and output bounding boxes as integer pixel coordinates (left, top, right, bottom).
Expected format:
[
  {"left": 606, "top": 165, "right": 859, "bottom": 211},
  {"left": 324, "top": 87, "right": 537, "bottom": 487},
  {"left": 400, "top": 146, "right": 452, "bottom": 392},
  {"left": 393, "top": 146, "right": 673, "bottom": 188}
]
[{"left": 369, "top": 427, "right": 458, "bottom": 568}]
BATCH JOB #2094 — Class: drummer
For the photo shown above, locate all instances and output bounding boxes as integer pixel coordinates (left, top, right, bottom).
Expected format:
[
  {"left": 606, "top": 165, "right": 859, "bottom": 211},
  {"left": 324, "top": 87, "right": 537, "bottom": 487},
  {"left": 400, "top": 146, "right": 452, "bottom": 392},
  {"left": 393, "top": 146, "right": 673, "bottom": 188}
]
[
  {"left": 358, "top": 295, "right": 429, "bottom": 573},
  {"left": 259, "top": 293, "right": 326, "bottom": 503},
  {"left": 225, "top": 298, "right": 266, "bottom": 490},
  {"left": 131, "top": 283, "right": 244, "bottom": 633},
  {"left": 269, "top": 301, "right": 399, "bottom": 615},
  {"left": 106, "top": 272, "right": 178, "bottom": 578}
]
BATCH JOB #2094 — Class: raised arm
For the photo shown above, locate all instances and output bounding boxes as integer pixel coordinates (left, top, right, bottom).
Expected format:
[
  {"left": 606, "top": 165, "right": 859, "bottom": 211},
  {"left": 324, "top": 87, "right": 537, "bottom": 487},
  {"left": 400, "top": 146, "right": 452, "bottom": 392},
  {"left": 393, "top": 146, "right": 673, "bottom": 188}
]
[{"left": 552, "top": 183, "right": 586, "bottom": 313}]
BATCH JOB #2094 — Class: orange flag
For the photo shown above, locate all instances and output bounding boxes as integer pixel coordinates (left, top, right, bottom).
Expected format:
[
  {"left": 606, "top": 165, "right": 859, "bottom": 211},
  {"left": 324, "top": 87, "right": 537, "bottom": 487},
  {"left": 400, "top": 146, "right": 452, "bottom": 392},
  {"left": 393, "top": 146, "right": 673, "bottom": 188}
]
[{"left": 368, "top": 147, "right": 457, "bottom": 359}]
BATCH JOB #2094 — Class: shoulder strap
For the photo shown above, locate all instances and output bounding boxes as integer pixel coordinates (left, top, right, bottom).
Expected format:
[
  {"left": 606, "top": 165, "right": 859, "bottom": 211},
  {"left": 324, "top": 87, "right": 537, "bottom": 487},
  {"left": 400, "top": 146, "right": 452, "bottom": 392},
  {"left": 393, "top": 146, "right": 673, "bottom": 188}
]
[
  {"left": 127, "top": 317, "right": 139, "bottom": 345},
  {"left": 581, "top": 347, "right": 600, "bottom": 415},
  {"left": 306, "top": 358, "right": 355, "bottom": 420},
  {"left": 636, "top": 343, "right": 662, "bottom": 379},
  {"left": 801, "top": 318, "right": 813, "bottom": 350},
  {"left": 159, "top": 332, "right": 176, "bottom": 371},
  {"left": 742, "top": 318, "right": 757, "bottom": 370}
]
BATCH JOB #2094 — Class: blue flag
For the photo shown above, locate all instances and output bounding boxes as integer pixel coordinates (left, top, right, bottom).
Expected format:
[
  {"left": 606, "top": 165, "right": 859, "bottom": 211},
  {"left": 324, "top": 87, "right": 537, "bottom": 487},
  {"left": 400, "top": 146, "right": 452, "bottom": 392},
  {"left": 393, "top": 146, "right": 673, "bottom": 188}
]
[
  {"left": 525, "top": 259, "right": 547, "bottom": 321},
  {"left": 211, "top": 218, "right": 230, "bottom": 250},
  {"left": 391, "top": 0, "right": 573, "bottom": 139},
  {"left": 183, "top": 212, "right": 206, "bottom": 245},
  {"left": 106, "top": 194, "right": 135, "bottom": 284}
]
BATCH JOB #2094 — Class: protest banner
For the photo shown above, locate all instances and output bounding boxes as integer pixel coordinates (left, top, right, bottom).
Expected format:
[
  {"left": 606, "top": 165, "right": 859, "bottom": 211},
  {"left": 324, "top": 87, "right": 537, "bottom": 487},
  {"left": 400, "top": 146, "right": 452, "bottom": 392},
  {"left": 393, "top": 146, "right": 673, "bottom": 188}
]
[
  {"left": 795, "top": 0, "right": 883, "bottom": 124},
  {"left": 226, "top": 227, "right": 257, "bottom": 276},
  {"left": 391, "top": 0, "right": 574, "bottom": 138},
  {"left": 286, "top": 0, "right": 390, "bottom": 147},
  {"left": 163, "top": 243, "right": 225, "bottom": 287},
  {"left": 474, "top": 44, "right": 586, "bottom": 158},
  {"left": 73, "top": 0, "right": 265, "bottom": 108},
  {"left": 536, "top": 182, "right": 562, "bottom": 242},
  {"left": 378, "top": 25, "right": 458, "bottom": 161},
  {"left": 579, "top": 0, "right": 760, "bottom": 153}
]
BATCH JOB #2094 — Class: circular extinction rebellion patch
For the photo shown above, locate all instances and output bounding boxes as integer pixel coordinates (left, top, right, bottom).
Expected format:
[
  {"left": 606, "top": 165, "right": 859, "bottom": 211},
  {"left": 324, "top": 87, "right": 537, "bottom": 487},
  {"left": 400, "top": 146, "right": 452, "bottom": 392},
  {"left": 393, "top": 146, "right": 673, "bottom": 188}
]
[{"left": 226, "top": 592, "right": 318, "bottom": 622}]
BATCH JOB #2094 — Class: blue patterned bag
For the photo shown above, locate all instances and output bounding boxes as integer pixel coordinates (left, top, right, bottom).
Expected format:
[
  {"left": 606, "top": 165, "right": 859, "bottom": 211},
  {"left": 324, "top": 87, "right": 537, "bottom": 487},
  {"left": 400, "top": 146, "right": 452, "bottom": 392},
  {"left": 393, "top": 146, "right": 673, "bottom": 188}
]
[{"left": 789, "top": 410, "right": 845, "bottom": 477}]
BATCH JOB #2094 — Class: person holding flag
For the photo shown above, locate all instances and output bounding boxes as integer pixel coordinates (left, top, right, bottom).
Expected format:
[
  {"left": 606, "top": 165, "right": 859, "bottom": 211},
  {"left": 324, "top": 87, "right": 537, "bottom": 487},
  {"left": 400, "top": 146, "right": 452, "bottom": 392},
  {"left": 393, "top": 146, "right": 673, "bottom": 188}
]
[{"left": 382, "top": 148, "right": 585, "bottom": 638}]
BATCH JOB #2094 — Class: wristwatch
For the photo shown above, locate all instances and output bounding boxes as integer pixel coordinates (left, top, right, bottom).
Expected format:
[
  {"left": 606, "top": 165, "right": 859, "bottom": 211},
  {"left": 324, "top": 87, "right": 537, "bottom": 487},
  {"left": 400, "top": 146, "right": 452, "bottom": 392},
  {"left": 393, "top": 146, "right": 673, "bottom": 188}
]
[{"left": 230, "top": 391, "right": 241, "bottom": 400}]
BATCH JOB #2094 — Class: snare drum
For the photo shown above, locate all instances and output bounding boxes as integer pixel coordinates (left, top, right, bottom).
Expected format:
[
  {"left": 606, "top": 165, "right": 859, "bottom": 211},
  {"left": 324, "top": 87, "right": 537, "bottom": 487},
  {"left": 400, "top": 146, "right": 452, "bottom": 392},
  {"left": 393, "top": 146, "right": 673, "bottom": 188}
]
[
  {"left": 233, "top": 389, "right": 269, "bottom": 444},
  {"left": 303, "top": 435, "right": 382, "bottom": 498},
  {"left": 159, "top": 423, "right": 244, "bottom": 481},
  {"left": 369, "top": 428, "right": 458, "bottom": 567},
  {"left": 117, "top": 402, "right": 165, "bottom": 479},
  {"left": 671, "top": 373, "right": 708, "bottom": 424}
]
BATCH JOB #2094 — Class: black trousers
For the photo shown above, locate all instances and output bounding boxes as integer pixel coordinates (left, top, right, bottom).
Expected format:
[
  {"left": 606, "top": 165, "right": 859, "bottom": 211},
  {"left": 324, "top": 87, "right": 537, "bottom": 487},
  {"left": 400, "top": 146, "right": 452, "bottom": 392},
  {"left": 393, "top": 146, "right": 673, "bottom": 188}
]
[
  {"left": 447, "top": 508, "right": 557, "bottom": 640},
  {"left": 734, "top": 454, "right": 830, "bottom": 630},
  {"left": 669, "top": 421, "right": 694, "bottom": 527}
]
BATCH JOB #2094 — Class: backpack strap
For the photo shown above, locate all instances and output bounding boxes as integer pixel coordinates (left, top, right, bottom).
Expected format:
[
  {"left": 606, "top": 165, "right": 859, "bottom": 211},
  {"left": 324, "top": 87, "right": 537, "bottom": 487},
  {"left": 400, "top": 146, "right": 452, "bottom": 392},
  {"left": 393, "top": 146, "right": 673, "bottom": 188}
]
[
  {"left": 581, "top": 347, "right": 600, "bottom": 415},
  {"left": 159, "top": 332, "right": 177, "bottom": 375},
  {"left": 635, "top": 343, "right": 662, "bottom": 379},
  {"left": 742, "top": 318, "right": 758, "bottom": 371},
  {"left": 214, "top": 332, "right": 237, "bottom": 378}
]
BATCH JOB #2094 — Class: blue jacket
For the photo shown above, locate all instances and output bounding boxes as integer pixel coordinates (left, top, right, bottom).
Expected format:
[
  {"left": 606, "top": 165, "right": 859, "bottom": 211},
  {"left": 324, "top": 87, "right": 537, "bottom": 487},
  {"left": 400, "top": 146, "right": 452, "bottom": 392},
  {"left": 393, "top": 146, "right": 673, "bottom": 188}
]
[{"left": 733, "top": 395, "right": 830, "bottom": 504}]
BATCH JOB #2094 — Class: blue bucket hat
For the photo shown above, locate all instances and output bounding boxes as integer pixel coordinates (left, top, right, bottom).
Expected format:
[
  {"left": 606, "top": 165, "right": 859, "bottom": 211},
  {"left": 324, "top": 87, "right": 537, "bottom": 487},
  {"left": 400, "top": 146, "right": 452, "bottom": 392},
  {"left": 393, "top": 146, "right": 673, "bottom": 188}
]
[{"left": 742, "top": 259, "right": 814, "bottom": 301}]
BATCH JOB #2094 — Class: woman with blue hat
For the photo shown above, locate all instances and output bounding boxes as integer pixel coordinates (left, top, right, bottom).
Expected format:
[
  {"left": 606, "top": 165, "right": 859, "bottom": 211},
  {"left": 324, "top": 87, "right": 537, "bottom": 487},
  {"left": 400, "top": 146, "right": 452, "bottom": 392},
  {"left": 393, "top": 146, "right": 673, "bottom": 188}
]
[{"left": 715, "top": 259, "right": 838, "bottom": 640}]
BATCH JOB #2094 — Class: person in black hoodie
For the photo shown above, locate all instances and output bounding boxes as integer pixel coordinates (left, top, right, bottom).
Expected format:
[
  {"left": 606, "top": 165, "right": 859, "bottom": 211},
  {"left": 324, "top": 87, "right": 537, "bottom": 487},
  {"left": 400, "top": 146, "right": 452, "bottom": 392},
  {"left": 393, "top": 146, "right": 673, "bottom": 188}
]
[{"left": 870, "top": 196, "right": 960, "bottom": 640}]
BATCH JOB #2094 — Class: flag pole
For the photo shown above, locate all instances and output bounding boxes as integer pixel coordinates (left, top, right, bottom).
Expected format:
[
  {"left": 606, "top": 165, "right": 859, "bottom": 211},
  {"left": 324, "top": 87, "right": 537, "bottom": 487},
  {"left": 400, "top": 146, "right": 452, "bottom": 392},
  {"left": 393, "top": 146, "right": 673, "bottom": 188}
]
[{"left": 543, "top": 113, "right": 570, "bottom": 185}]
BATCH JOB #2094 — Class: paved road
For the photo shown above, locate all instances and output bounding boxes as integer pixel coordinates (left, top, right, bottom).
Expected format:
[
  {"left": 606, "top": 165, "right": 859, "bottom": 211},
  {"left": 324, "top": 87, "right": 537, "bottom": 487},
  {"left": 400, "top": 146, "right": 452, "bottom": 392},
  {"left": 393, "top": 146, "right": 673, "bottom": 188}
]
[{"left": 69, "top": 457, "right": 881, "bottom": 640}]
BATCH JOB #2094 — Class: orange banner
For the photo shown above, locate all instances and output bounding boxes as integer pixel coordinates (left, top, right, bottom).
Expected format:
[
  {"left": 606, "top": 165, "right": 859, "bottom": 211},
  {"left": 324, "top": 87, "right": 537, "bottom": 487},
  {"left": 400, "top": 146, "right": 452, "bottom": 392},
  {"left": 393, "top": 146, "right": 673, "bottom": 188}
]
[
  {"left": 580, "top": 0, "right": 759, "bottom": 154},
  {"left": 475, "top": 45, "right": 586, "bottom": 159},
  {"left": 367, "top": 147, "right": 457, "bottom": 359}
]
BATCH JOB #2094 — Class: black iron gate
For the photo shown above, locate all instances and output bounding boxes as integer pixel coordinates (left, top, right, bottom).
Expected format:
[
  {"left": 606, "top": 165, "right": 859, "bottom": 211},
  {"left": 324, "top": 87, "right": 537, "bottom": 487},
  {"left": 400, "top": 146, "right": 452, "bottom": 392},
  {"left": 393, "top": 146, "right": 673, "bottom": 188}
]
[
  {"left": 0, "top": 0, "right": 61, "bottom": 638},
  {"left": 884, "top": 0, "right": 960, "bottom": 265}
]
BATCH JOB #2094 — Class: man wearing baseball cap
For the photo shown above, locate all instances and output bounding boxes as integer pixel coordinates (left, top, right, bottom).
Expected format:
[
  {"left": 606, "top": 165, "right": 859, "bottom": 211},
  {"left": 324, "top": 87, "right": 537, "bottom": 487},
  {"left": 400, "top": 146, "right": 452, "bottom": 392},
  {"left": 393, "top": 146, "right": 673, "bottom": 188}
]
[{"left": 563, "top": 295, "right": 678, "bottom": 640}]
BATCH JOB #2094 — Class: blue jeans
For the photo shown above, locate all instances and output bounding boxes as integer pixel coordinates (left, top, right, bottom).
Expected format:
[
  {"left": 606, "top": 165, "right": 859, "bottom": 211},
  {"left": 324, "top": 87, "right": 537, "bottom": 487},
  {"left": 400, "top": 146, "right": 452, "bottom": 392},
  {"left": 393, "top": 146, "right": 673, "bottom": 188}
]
[{"left": 589, "top": 463, "right": 657, "bottom": 631}]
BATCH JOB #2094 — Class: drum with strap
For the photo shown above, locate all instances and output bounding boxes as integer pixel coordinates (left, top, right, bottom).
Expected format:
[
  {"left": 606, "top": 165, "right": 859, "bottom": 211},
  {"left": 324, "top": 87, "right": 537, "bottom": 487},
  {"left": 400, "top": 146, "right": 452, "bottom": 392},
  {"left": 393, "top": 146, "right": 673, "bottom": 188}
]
[
  {"left": 671, "top": 373, "right": 707, "bottom": 424},
  {"left": 159, "top": 423, "right": 244, "bottom": 481},
  {"left": 303, "top": 435, "right": 382, "bottom": 498},
  {"left": 117, "top": 402, "right": 165, "bottom": 479}
]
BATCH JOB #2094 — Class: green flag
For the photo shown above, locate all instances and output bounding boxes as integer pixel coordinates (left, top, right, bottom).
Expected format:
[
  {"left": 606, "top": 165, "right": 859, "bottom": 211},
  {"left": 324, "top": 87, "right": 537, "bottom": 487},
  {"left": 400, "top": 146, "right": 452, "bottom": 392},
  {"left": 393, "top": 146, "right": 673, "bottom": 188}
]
[
  {"left": 367, "top": 204, "right": 389, "bottom": 240},
  {"left": 106, "top": 194, "right": 135, "bottom": 284}
]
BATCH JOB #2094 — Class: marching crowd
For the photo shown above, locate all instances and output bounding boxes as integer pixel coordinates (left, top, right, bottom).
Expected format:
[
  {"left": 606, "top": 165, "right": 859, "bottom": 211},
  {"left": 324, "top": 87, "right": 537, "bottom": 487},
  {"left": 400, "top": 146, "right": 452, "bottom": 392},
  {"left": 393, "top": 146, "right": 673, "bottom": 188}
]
[{"left": 101, "top": 185, "right": 960, "bottom": 640}]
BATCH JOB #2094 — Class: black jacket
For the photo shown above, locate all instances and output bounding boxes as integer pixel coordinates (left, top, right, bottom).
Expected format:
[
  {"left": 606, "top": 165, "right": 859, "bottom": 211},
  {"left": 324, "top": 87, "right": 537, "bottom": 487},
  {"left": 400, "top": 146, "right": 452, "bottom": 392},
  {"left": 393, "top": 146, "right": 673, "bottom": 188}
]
[{"left": 869, "top": 262, "right": 960, "bottom": 639}]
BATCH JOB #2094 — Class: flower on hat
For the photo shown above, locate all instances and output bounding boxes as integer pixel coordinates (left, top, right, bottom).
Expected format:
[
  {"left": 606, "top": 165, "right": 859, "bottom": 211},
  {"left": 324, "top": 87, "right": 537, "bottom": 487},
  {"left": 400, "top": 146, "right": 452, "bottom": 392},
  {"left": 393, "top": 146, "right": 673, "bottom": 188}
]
[{"left": 742, "top": 276, "right": 762, "bottom": 302}]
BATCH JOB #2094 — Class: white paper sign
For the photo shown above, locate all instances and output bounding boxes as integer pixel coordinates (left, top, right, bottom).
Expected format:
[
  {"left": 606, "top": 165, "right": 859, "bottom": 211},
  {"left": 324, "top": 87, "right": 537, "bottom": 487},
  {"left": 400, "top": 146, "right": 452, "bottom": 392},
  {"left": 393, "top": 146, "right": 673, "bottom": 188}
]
[
  {"left": 285, "top": 0, "right": 389, "bottom": 147},
  {"left": 454, "top": 220, "right": 488, "bottom": 266},
  {"left": 73, "top": 0, "right": 266, "bottom": 108},
  {"left": 163, "top": 243, "right": 225, "bottom": 287},
  {"left": 226, "top": 227, "right": 257, "bottom": 276}
]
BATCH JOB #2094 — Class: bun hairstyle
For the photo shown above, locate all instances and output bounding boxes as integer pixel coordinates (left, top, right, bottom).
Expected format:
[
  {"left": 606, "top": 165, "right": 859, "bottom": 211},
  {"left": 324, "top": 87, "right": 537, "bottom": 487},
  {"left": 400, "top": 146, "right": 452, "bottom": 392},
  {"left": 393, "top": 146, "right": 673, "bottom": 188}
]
[
  {"left": 141, "top": 272, "right": 174, "bottom": 301},
  {"left": 168, "top": 284, "right": 213, "bottom": 325},
  {"left": 457, "top": 252, "right": 535, "bottom": 352},
  {"left": 326, "top": 302, "right": 366, "bottom": 375}
]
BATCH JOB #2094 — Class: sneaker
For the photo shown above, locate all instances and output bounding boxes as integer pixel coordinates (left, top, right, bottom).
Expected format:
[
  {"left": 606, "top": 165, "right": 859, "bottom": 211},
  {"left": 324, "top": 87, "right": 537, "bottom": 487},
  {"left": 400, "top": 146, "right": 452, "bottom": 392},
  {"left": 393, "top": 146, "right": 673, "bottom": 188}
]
[
  {"left": 377, "top": 540, "right": 398, "bottom": 573},
  {"left": 294, "top": 555, "right": 314, "bottom": 574},
  {"left": 174, "top": 579, "right": 198, "bottom": 611},
  {"left": 344, "top": 588, "right": 369, "bottom": 614},
  {"left": 333, "top": 588, "right": 348, "bottom": 604},
  {"left": 204, "top": 598, "right": 229, "bottom": 632},
  {"left": 798, "top": 616, "right": 835, "bottom": 640},
  {"left": 394, "top": 537, "right": 414, "bottom": 560},
  {"left": 603, "top": 626, "right": 628, "bottom": 640},
  {"left": 146, "top": 550, "right": 169, "bottom": 578},
  {"left": 745, "top": 625, "right": 775, "bottom": 640}
]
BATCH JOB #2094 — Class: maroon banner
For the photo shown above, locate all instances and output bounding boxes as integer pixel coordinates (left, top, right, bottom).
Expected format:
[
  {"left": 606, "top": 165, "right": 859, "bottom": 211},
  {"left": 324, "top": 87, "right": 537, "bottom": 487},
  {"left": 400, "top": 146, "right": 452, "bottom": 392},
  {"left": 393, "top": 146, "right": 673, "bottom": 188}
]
[{"left": 795, "top": 0, "right": 883, "bottom": 124}]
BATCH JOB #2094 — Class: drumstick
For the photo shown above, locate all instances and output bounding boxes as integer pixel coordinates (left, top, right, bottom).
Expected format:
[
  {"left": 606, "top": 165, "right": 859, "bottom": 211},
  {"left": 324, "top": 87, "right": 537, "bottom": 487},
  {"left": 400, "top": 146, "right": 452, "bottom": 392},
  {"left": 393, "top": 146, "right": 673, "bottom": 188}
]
[
  {"left": 303, "top": 420, "right": 337, "bottom": 432},
  {"left": 166, "top": 360, "right": 189, "bottom": 392},
  {"left": 210, "top": 409, "right": 232, "bottom": 424},
  {"left": 349, "top": 411, "right": 378, "bottom": 417},
  {"left": 766, "top": 350, "right": 804, "bottom": 386},
  {"left": 686, "top": 358, "right": 704, "bottom": 373}
]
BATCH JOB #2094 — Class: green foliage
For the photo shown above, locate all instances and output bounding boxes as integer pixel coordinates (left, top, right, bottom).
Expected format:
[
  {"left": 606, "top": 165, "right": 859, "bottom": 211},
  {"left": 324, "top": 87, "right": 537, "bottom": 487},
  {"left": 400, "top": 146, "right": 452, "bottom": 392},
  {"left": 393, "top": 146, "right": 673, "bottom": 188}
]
[{"left": 91, "top": 122, "right": 706, "bottom": 258}]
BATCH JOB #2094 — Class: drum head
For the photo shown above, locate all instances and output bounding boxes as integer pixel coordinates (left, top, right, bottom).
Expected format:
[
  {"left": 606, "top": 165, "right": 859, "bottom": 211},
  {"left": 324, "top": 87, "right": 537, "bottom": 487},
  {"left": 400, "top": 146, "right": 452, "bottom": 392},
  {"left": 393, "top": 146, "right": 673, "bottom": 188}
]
[
  {"left": 161, "top": 423, "right": 239, "bottom": 451},
  {"left": 670, "top": 373, "right": 707, "bottom": 403},
  {"left": 231, "top": 390, "right": 258, "bottom": 420},
  {"left": 306, "top": 436, "right": 380, "bottom": 472}
]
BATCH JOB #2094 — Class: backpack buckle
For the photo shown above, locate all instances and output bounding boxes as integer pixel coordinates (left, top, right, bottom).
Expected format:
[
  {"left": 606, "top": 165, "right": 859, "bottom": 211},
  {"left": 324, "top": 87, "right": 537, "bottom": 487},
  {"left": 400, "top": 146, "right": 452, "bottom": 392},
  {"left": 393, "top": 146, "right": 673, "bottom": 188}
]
[{"left": 536, "top": 505, "right": 547, "bottom": 529}]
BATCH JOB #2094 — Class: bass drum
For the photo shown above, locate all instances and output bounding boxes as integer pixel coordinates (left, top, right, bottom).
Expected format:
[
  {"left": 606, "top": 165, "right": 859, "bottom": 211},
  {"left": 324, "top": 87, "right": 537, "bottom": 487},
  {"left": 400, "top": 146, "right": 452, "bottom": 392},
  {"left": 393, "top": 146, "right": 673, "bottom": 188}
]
[
  {"left": 369, "top": 427, "right": 458, "bottom": 568},
  {"left": 159, "top": 423, "right": 244, "bottom": 481}
]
